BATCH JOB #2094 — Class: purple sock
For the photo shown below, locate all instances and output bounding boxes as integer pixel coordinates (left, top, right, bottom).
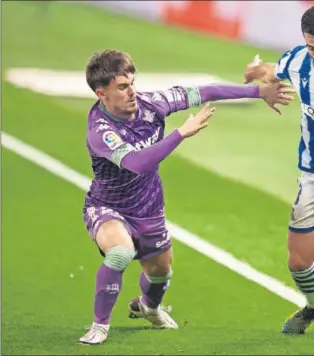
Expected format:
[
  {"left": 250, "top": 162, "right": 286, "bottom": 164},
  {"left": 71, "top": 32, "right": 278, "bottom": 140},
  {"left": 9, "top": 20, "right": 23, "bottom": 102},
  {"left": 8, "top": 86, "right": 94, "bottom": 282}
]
[
  {"left": 139, "top": 272, "right": 169, "bottom": 308},
  {"left": 94, "top": 263, "right": 123, "bottom": 325}
]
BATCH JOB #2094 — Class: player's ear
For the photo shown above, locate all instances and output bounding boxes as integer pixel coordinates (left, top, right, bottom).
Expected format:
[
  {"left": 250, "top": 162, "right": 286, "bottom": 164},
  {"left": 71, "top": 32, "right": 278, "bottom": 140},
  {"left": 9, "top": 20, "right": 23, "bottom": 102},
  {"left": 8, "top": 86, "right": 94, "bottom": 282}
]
[{"left": 95, "top": 87, "right": 106, "bottom": 100}]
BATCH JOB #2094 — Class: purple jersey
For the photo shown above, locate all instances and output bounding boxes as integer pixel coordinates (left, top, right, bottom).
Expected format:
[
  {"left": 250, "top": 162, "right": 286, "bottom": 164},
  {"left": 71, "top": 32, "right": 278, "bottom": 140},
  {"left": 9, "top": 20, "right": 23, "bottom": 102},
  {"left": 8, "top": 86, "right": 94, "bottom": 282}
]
[
  {"left": 83, "top": 86, "right": 197, "bottom": 218},
  {"left": 83, "top": 83, "right": 259, "bottom": 219}
]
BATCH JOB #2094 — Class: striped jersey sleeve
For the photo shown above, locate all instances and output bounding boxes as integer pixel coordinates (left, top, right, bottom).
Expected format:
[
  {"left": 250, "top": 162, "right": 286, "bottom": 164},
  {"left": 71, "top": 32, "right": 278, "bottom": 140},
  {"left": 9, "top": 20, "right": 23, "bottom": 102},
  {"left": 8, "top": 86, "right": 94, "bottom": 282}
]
[{"left": 274, "top": 46, "right": 307, "bottom": 81}]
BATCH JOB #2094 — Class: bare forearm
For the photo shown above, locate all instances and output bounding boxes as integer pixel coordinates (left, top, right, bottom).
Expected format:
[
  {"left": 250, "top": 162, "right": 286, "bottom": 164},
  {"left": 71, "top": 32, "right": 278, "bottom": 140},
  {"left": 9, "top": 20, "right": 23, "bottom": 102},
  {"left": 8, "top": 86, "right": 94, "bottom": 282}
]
[{"left": 248, "top": 63, "right": 280, "bottom": 84}]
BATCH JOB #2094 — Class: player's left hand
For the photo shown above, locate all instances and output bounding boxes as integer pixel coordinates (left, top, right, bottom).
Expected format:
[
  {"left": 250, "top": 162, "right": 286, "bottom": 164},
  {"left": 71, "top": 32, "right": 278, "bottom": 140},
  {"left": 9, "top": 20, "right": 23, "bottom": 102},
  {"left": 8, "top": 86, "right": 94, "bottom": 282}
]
[{"left": 259, "top": 82, "right": 295, "bottom": 115}]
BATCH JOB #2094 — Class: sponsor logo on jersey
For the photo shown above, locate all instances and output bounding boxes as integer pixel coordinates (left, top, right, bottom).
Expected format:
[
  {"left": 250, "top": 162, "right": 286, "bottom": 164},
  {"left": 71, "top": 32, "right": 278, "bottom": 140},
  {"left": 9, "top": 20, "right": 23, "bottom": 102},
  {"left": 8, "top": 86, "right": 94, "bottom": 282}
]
[{"left": 134, "top": 127, "right": 161, "bottom": 150}]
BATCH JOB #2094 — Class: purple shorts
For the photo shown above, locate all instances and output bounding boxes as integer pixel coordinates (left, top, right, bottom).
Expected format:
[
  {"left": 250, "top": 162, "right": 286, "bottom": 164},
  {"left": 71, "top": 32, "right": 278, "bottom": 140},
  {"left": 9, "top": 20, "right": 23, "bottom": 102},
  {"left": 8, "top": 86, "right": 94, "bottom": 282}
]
[{"left": 83, "top": 206, "right": 171, "bottom": 260}]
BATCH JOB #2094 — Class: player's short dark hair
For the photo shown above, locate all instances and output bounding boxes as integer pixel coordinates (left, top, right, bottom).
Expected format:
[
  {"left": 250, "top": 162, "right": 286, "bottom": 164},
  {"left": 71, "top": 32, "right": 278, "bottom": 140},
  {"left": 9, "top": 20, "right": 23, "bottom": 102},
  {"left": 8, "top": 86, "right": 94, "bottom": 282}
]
[
  {"left": 302, "top": 6, "right": 314, "bottom": 35},
  {"left": 86, "top": 49, "right": 136, "bottom": 92}
]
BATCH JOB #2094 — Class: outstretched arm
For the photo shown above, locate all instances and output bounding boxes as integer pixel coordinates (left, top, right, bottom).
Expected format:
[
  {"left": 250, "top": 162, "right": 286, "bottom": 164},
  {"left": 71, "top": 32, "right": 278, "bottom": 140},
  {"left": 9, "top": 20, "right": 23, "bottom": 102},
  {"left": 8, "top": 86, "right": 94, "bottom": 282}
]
[
  {"left": 198, "top": 84, "right": 260, "bottom": 102},
  {"left": 244, "top": 55, "right": 281, "bottom": 84},
  {"left": 89, "top": 105, "right": 215, "bottom": 175},
  {"left": 146, "top": 84, "right": 260, "bottom": 118},
  {"left": 243, "top": 47, "right": 305, "bottom": 84},
  {"left": 147, "top": 81, "right": 293, "bottom": 117},
  {"left": 120, "top": 104, "right": 216, "bottom": 173}
]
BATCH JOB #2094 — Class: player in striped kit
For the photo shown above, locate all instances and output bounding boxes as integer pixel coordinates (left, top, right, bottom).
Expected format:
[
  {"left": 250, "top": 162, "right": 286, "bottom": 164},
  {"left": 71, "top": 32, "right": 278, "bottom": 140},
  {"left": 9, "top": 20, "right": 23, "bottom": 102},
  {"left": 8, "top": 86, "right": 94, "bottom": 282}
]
[{"left": 243, "top": 5, "right": 314, "bottom": 335}]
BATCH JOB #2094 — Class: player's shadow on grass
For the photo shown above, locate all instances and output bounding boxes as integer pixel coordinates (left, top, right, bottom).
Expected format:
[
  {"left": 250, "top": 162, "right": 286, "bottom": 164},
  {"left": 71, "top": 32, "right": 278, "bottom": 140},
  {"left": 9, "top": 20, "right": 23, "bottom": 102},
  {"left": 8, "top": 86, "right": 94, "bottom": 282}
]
[
  {"left": 111, "top": 325, "right": 169, "bottom": 334},
  {"left": 111, "top": 325, "right": 152, "bottom": 332}
]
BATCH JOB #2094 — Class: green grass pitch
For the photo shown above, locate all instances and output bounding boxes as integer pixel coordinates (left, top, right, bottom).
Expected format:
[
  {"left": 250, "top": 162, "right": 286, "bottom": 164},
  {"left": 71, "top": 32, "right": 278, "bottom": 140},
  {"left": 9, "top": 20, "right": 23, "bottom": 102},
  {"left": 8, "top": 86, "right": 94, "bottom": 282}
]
[{"left": 2, "top": 1, "right": 312, "bottom": 354}]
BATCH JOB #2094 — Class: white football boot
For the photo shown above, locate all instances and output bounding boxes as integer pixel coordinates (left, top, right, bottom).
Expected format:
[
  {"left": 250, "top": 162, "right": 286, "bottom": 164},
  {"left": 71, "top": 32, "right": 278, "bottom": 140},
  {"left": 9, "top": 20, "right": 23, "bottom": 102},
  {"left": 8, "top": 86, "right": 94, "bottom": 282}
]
[
  {"left": 128, "top": 297, "right": 178, "bottom": 329},
  {"left": 78, "top": 322, "right": 110, "bottom": 344}
]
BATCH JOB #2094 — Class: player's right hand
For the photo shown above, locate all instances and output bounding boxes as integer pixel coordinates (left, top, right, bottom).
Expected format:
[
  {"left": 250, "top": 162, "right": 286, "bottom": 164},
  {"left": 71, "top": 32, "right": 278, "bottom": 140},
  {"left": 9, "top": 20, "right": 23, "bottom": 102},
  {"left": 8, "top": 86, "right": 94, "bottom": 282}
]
[
  {"left": 178, "top": 103, "right": 216, "bottom": 138},
  {"left": 244, "top": 54, "right": 264, "bottom": 84}
]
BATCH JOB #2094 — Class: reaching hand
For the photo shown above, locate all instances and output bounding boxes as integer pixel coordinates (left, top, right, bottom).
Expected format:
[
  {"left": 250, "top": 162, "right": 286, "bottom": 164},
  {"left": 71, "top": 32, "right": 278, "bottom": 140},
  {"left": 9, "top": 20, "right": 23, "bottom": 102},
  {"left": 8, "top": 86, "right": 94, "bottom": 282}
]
[
  {"left": 244, "top": 54, "right": 264, "bottom": 84},
  {"left": 259, "top": 82, "right": 295, "bottom": 115},
  {"left": 178, "top": 103, "right": 216, "bottom": 138}
]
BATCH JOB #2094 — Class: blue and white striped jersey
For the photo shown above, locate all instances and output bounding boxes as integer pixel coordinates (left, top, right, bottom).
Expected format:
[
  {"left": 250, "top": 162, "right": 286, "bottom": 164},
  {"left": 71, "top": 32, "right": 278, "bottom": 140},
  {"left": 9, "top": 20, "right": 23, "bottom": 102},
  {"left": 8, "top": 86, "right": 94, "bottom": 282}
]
[{"left": 275, "top": 45, "right": 314, "bottom": 172}]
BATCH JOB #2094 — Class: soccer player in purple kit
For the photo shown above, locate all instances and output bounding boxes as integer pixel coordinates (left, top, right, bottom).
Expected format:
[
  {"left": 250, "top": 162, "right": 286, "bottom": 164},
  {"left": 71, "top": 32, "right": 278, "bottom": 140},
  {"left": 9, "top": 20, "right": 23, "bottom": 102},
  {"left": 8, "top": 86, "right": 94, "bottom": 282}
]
[{"left": 79, "top": 49, "right": 294, "bottom": 344}]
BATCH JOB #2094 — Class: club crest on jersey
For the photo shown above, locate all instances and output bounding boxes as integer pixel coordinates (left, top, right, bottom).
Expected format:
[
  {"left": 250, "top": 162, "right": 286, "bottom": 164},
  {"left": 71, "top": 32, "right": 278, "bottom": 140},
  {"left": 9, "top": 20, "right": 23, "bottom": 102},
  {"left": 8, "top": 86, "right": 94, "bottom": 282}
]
[
  {"left": 152, "top": 92, "right": 163, "bottom": 101},
  {"left": 143, "top": 109, "right": 155, "bottom": 123},
  {"left": 103, "top": 131, "right": 124, "bottom": 150}
]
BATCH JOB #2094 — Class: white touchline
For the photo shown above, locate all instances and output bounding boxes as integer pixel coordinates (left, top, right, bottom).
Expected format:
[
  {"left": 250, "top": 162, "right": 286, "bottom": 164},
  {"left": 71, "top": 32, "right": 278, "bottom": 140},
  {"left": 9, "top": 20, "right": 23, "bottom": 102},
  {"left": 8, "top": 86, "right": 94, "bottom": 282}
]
[{"left": 2, "top": 131, "right": 306, "bottom": 308}]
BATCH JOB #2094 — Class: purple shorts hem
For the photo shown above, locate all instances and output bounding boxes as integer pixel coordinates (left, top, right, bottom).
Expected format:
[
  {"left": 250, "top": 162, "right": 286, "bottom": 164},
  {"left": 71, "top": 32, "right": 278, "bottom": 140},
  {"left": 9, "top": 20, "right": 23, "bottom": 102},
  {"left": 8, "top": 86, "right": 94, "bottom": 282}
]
[
  {"left": 92, "top": 216, "right": 132, "bottom": 242},
  {"left": 83, "top": 206, "right": 171, "bottom": 261},
  {"left": 138, "top": 243, "right": 172, "bottom": 261}
]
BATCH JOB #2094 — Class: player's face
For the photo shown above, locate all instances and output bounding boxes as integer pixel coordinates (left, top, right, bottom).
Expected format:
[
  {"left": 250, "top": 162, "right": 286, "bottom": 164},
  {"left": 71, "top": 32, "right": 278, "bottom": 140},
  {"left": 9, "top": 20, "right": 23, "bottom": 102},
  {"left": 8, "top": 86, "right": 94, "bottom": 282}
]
[
  {"left": 97, "top": 73, "right": 137, "bottom": 119},
  {"left": 304, "top": 32, "right": 314, "bottom": 58}
]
